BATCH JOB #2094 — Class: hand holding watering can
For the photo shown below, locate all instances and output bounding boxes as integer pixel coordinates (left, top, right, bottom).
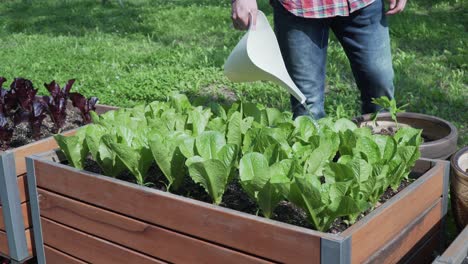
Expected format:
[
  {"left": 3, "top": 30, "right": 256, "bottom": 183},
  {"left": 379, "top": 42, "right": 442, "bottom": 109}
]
[{"left": 224, "top": 9, "right": 307, "bottom": 105}]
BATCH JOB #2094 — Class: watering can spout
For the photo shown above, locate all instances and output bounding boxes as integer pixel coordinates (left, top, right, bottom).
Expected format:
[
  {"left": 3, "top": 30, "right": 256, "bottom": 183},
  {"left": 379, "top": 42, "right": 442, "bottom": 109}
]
[{"left": 224, "top": 11, "right": 307, "bottom": 105}]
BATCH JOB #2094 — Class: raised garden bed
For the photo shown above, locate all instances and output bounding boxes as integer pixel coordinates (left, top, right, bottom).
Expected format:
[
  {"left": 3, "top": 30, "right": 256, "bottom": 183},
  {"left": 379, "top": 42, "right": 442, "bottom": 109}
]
[
  {"left": 0, "top": 104, "right": 115, "bottom": 262},
  {"left": 0, "top": 76, "right": 116, "bottom": 262},
  {"left": 22, "top": 95, "right": 451, "bottom": 263},
  {"left": 433, "top": 226, "right": 468, "bottom": 264},
  {"left": 25, "top": 151, "right": 449, "bottom": 263}
]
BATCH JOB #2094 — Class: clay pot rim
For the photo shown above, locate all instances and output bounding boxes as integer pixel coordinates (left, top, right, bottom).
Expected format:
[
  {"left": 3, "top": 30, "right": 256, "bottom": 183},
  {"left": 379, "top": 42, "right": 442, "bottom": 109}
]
[
  {"left": 354, "top": 112, "right": 458, "bottom": 147},
  {"left": 451, "top": 146, "right": 468, "bottom": 178}
]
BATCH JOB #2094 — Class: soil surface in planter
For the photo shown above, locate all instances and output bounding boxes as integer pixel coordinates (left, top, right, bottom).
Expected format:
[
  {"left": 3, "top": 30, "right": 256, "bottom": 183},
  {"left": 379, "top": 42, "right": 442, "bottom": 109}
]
[
  {"left": 84, "top": 159, "right": 413, "bottom": 234},
  {"left": 365, "top": 123, "right": 432, "bottom": 142},
  {"left": 2, "top": 108, "right": 83, "bottom": 151}
]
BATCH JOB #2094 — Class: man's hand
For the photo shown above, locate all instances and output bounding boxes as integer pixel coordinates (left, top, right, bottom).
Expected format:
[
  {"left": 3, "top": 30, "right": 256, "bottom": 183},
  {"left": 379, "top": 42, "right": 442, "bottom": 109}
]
[
  {"left": 386, "top": 0, "right": 407, "bottom": 15},
  {"left": 231, "top": 0, "right": 258, "bottom": 30}
]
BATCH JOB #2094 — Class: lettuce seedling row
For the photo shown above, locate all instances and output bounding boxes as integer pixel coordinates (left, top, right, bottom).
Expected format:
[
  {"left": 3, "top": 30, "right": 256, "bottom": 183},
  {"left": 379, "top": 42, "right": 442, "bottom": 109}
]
[{"left": 21, "top": 93, "right": 450, "bottom": 263}]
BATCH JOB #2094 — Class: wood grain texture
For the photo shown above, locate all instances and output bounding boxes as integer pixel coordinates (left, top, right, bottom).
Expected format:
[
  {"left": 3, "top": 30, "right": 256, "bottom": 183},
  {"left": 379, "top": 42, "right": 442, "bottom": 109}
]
[
  {"left": 42, "top": 217, "right": 166, "bottom": 264},
  {"left": 38, "top": 188, "right": 272, "bottom": 264},
  {"left": 400, "top": 226, "right": 442, "bottom": 264},
  {"left": 44, "top": 245, "right": 87, "bottom": 264},
  {"left": 0, "top": 175, "right": 28, "bottom": 206},
  {"left": 34, "top": 158, "right": 323, "bottom": 264},
  {"left": 0, "top": 202, "right": 31, "bottom": 230},
  {"left": 364, "top": 199, "right": 443, "bottom": 264},
  {"left": 12, "top": 130, "right": 75, "bottom": 176},
  {"left": 0, "top": 230, "right": 8, "bottom": 256},
  {"left": 0, "top": 229, "right": 34, "bottom": 257},
  {"left": 345, "top": 162, "right": 445, "bottom": 263},
  {"left": 11, "top": 104, "right": 117, "bottom": 175}
]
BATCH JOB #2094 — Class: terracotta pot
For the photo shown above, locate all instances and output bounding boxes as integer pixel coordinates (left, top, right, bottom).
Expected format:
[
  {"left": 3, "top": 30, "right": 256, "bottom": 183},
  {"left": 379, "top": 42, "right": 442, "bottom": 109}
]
[
  {"left": 450, "top": 146, "right": 468, "bottom": 230},
  {"left": 354, "top": 112, "right": 458, "bottom": 160}
]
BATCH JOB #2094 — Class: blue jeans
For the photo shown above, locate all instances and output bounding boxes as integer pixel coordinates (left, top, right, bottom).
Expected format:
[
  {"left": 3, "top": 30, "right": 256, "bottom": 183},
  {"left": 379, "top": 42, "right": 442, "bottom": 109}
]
[{"left": 272, "top": 0, "right": 395, "bottom": 119}]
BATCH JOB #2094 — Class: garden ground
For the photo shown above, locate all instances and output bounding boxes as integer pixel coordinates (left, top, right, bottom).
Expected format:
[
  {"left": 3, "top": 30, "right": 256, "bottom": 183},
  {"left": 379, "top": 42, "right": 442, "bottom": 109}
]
[
  {"left": 0, "top": 0, "right": 466, "bottom": 245},
  {"left": 0, "top": 0, "right": 466, "bottom": 144}
]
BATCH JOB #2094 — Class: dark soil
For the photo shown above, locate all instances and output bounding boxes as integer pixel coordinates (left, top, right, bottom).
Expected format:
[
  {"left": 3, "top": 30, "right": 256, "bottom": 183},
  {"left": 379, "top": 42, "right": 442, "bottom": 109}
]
[
  {"left": 376, "top": 126, "right": 396, "bottom": 136},
  {"left": 2, "top": 107, "right": 83, "bottom": 151},
  {"left": 84, "top": 159, "right": 413, "bottom": 234},
  {"left": 368, "top": 124, "right": 433, "bottom": 143}
]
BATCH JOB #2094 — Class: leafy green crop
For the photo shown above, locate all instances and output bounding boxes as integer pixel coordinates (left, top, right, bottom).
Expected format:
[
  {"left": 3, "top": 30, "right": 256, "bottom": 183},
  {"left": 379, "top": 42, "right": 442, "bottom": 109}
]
[
  {"left": 239, "top": 153, "right": 291, "bottom": 218},
  {"left": 185, "top": 131, "right": 237, "bottom": 204},
  {"left": 54, "top": 128, "right": 88, "bottom": 170},
  {"left": 55, "top": 93, "right": 422, "bottom": 232},
  {"left": 371, "top": 96, "right": 409, "bottom": 128}
]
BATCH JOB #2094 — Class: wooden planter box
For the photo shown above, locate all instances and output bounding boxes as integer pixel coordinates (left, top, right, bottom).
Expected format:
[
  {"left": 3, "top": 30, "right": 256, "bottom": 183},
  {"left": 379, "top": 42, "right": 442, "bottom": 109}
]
[
  {"left": 433, "top": 226, "right": 468, "bottom": 264},
  {"left": 0, "top": 104, "right": 117, "bottom": 263},
  {"left": 24, "top": 149, "right": 450, "bottom": 264}
]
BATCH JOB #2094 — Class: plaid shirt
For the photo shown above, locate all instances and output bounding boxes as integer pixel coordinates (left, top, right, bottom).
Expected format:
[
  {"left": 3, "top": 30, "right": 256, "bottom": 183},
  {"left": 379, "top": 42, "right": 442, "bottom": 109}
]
[{"left": 276, "top": 0, "right": 375, "bottom": 18}]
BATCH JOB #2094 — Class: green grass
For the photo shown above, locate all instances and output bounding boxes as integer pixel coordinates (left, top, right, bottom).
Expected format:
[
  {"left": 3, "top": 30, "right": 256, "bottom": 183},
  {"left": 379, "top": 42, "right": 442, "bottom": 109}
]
[{"left": 0, "top": 0, "right": 466, "bottom": 145}]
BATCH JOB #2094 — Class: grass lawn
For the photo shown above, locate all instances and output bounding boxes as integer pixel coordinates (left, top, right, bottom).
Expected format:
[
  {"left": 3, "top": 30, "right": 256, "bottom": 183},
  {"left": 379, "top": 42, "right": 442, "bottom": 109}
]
[
  {"left": 0, "top": 0, "right": 466, "bottom": 145},
  {"left": 0, "top": 0, "right": 466, "bottom": 245}
]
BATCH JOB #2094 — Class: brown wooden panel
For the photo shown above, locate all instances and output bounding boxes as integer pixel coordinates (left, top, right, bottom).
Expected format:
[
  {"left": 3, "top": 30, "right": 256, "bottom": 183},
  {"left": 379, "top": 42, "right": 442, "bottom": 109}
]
[
  {"left": 12, "top": 104, "right": 116, "bottom": 175},
  {"left": 0, "top": 230, "right": 8, "bottom": 256},
  {"left": 45, "top": 245, "right": 87, "bottom": 264},
  {"left": 0, "top": 202, "right": 31, "bottom": 230},
  {"left": 34, "top": 158, "right": 324, "bottom": 264},
  {"left": 0, "top": 229, "right": 34, "bottom": 258},
  {"left": 0, "top": 175, "right": 28, "bottom": 206},
  {"left": 38, "top": 188, "right": 271, "bottom": 264},
  {"left": 400, "top": 225, "right": 442, "bottom": 264},
  {"left": 346, "top": 162, "right": 445, "bottom": 263},
  {"left": 13, "top": 131, "right": 75, "bottom": 176},
  {"left": 42, "top": 217, "right": 166, "bottom": 264},
  {"left": 94, "top": 104, "right": 119, "bottom": 115},
  {"left": 365, "top": 199, "right": 443, "bottom": 263}
]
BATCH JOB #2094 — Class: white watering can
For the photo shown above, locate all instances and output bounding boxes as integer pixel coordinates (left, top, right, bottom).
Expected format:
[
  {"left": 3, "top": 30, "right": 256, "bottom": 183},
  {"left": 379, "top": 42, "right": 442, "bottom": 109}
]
[{"left": 224, "top": 11, "right": 307, "bottom": 105}]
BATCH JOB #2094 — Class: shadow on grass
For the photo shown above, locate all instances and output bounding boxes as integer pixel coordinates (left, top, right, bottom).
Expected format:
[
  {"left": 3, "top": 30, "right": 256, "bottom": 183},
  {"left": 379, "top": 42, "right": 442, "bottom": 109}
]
[
  {"left": 0, "top": 0, "right": 152, "bottom": 36},
  {"left": 0, "top": 0, "right": 272, "bottom": 37}
]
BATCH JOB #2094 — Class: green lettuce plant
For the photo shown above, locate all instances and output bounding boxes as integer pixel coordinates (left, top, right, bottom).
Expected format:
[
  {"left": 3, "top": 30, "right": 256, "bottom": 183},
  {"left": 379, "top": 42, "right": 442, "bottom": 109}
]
[
  {"left": 54, "top": 93, "right": 422, "bottom": 232},
  {"left": 185, "top": 131, "right": 237, "bottom": 205}
]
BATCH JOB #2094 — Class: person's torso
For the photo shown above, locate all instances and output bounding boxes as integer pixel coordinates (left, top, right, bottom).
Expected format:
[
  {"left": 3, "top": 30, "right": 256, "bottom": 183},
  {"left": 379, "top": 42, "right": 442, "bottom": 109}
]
[{"left": 275, "top": 0, "right": 376, "bottom": 18}]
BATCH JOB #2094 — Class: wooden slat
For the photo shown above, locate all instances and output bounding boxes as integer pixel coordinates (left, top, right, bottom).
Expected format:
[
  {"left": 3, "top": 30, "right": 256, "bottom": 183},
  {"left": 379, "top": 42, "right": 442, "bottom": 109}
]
[
  {"left": 93, "top": 104, "right": 119, "bottom": 115},
  {"left": 0, "top": 229, "right": 33, "bottom": 257},
  {"left": 12, "top": 130, "right": 75, "bottom": 176},
  {"left": 345, "top": 162, "right": 445, "bottom": 263},
  {"left": 38, "top": 188, "right": 271, "bottom": 264},
  {"left": 0, "top": 175, "right": 28, "bottom": 206},
  {"left": 0, "top": 202, "right": 31, "bottom": 230},
  {"left": 42, "top": 217, "right": 165, "bottom": 264},
  {"left": 34, "top": 158, "right": 324, "bottom": 264},
  {"left": 11, "top": 104, "right": 117, "bottom": 175},
  {"left": 435, "top": 226, "right": 468, "bottom": 264},
  {"left": 365, "top": 199, "right": 443, "bottom": 263},
  {"left": 0, "top": 229, "right": 8, "bottom": 256},
  {"left": 400, "top": 226, "right": 441, "bottom": 264},
  {"left": 44, "top": 245, "right": 87, "bottom": 264}
]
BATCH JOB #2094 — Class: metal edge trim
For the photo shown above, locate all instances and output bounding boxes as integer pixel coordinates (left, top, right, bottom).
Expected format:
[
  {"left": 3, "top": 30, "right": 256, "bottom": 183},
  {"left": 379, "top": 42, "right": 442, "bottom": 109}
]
[
  {"left": 26, "top": 157, "right": 46, "bottom": 264},
  {"left": 321, "top": 236, "right": 351, "bottom": 264},
  {"left": 0, "top": 152, "right": 29, "bottom": 261}
]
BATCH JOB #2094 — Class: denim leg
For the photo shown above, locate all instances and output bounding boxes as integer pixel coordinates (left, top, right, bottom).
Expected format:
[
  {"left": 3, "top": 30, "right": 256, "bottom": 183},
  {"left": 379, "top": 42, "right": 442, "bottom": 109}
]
[
  {"left": 331, "top": 0, "right": 395, "bottom": 114},
  {"left": 272, "top": 1, "right": 329, "bottom": 119}
]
